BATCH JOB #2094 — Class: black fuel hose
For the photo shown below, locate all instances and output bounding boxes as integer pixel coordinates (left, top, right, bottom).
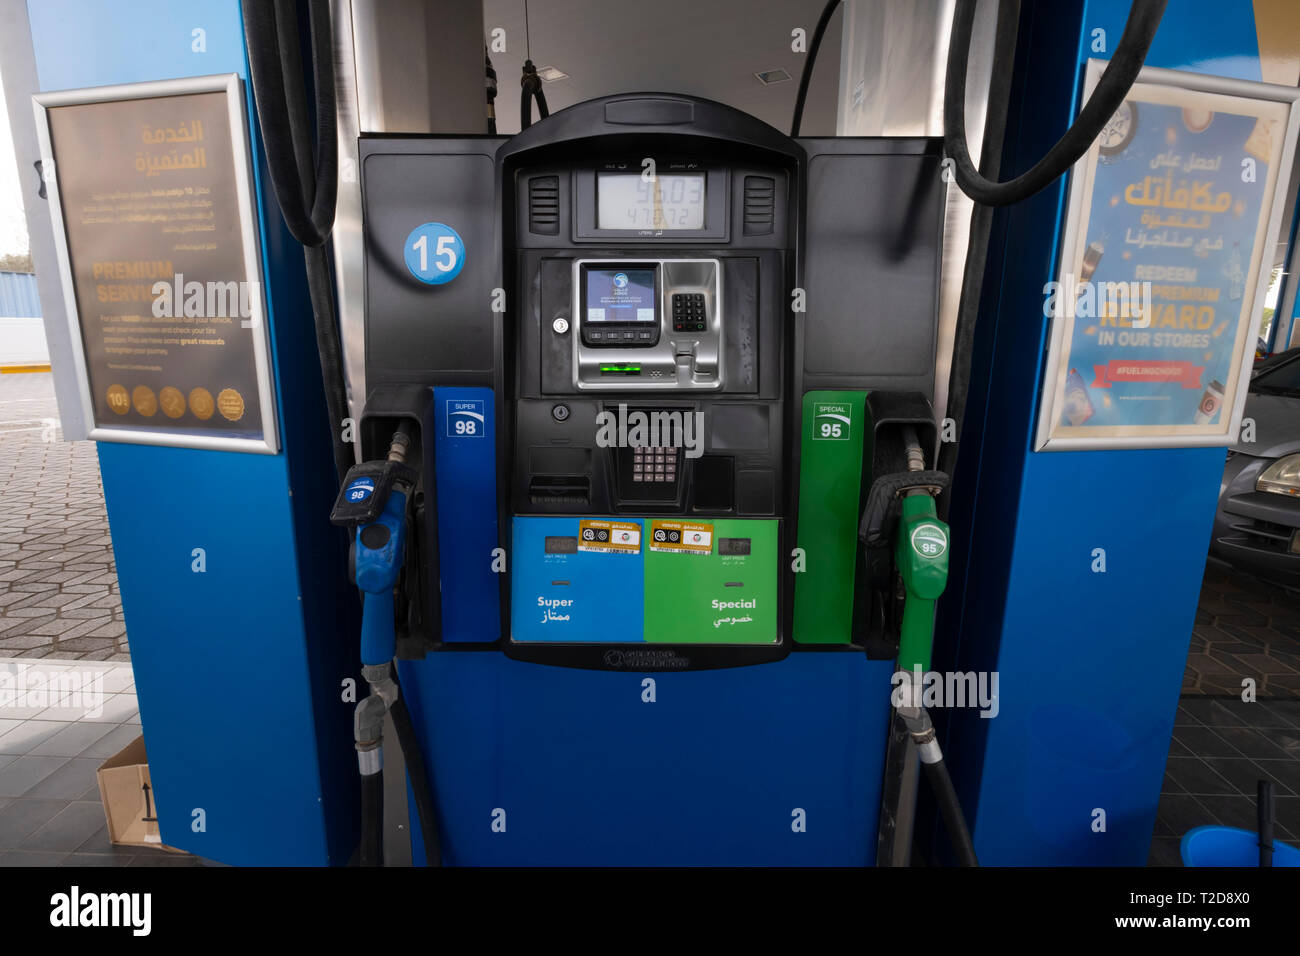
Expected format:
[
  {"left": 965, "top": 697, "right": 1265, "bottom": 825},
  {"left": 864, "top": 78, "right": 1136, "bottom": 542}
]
[
  {"left": 923, "top": 757, "right": 979, "bottom": 867},
  {"left": 944, "top": 0, "right": 1167, "bottom": 206},
  {"left": 520, "top": 59, "right": 550, "bottom": 131},
  {"left": 1258, "top": 780, "right": 1275, "bottom": 867},
  {"left": 242, "top": 0, "right": 352, "bottom": 483},
  {"left": 935, "top": 0, "right": 1019, "bottom": 514},
  {"left": 391, "top": 675, "right": 442, "bottom": 866},
  {"left": 242, "top": 0, "right": 337, "bottom": 244},
  {"left": 790, "top": 0, "right": 840, "bottom": 138},
  {"left": 359, "top": 771, "right": 383, "bottom": 866}
]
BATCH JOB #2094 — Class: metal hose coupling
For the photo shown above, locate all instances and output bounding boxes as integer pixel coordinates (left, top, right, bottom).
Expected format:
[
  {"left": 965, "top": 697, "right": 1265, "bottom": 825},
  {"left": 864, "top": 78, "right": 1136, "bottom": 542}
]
[
  {"left": 894, "top": 668, "right": 944, "bottom": 765},
  {"left": 354, "top": 662, "right": 399, "bottom": 776}
]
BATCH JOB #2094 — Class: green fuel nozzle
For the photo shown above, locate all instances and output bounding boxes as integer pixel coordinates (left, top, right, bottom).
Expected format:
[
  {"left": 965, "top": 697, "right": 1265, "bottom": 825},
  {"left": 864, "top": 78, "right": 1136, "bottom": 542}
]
[{"left": 895, "top": 492, "right": 949, "bottom": 673}]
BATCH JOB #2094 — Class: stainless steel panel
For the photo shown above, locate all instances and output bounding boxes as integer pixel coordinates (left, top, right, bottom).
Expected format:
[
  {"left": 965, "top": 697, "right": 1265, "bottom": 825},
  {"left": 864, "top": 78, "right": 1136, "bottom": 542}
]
[{"left": 838, "top": 0, "right": 1000, "bottom": 424}]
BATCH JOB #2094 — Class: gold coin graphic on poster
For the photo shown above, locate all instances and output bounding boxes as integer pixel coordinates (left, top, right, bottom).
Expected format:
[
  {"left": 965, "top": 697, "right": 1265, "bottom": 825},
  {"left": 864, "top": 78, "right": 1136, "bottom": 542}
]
[
  {"left": 159, "top": 387, "right": 186, "bottom": 419},
  {"left": 217, "top": 388, "right": 245, "bottom": 422},
  {"left": 189, "top": 387, "right": 215, "bottom": 420},
  {"left": 132, "top": 385, "right": 157, "bottom": 417},
  {"left": 106, "top": 384, "right": 129, "bottom": 415}
]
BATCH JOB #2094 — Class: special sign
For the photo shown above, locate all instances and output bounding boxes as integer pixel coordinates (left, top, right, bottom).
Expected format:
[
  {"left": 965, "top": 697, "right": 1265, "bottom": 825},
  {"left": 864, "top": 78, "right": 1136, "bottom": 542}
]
[
  {"left": 1038, "top": 64, "right": 1298, "bottom": 450},
  {"left": 37, "top": 76, "right": 276, "bottom": 451}
]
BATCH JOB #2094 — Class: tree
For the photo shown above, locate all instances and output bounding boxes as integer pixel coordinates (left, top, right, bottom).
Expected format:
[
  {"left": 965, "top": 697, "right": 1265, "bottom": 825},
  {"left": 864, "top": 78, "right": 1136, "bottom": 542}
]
[{"left": 0, "top": 252, "right": 34, "bottom": 273}]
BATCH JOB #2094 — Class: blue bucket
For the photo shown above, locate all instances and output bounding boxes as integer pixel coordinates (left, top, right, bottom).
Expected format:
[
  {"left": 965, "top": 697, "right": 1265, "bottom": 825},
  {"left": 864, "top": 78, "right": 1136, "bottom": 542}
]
[{"left": 1181, "top": 826, "right": 1300, "bottom": 867}]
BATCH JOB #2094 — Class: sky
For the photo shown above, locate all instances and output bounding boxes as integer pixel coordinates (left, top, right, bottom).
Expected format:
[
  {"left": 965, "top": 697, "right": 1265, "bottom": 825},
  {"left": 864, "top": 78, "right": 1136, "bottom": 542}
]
[{"left": 0, "top": 73, "right": 30, "bottom": 257}]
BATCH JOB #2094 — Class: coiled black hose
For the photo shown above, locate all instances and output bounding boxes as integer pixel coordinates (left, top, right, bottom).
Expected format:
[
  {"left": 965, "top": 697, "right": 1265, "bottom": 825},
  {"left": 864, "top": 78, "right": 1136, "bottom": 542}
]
[
  {"left": 944, "top": 0, "right": 1167, "bottom": 206},
  {"left": 242, "top": 0, "right": 352, "bottom": 483},
  {"left": 935, "top": 0, "right": 1020, "bottom": 514},
  {"left": 938, "top": 0, "right": 1167, "bottom": 511}
]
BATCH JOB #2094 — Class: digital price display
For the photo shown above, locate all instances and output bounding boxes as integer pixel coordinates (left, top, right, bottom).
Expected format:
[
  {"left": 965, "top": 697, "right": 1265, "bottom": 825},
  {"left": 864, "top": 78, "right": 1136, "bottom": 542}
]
[{"left": 597, "top": 173, "right": 706, "bottom": 230}]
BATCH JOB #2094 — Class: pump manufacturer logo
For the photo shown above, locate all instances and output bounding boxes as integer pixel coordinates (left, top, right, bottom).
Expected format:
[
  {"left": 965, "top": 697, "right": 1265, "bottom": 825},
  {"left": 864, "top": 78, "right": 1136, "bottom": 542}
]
[
  {"left": 602, "top": 648, "right": 690, "bottom": 669},
  {"left": 50, "top": 886, "right": 151, "bottom": 936}
]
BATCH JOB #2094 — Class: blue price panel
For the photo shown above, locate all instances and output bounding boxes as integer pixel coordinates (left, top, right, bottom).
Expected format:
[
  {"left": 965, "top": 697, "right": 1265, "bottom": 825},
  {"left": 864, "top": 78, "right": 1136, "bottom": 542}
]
[{"left": 404, "top": 222, "right": 465, "bottom": 285}]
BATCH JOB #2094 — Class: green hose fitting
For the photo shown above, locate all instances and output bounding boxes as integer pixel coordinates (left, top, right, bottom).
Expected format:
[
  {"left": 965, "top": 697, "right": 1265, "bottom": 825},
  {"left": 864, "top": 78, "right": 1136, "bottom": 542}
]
[{"left": 895, "top": 493, "right": 949, "bottom": 672}]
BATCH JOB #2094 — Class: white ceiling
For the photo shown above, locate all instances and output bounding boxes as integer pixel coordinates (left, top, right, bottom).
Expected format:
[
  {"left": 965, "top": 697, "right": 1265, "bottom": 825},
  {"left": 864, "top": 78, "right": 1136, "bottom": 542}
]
[{"left": 482, "top": 0, "right": 843, "bottom": 136}]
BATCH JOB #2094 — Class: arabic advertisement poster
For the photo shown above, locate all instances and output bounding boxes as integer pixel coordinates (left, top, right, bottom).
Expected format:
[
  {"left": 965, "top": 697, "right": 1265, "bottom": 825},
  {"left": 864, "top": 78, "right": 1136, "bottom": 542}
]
[
  {"left": 1038, "top": 66, "right": 1296, "bottom": 449},
  {"left": 42, "top": 84, "right": 271, "bottom": 445}
]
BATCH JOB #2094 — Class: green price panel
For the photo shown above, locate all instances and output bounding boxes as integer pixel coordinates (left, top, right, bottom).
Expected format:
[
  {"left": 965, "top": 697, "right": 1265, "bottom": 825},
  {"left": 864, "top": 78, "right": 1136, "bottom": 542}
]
[{"left": 643, "top": 518, "right": 778, "bottom": 644}]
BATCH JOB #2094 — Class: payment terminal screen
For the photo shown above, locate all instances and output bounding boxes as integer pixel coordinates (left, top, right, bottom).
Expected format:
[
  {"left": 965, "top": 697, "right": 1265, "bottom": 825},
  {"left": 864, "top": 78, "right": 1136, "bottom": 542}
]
[{"left": 584, "top": 267, "right": 657, "bottom": 323}]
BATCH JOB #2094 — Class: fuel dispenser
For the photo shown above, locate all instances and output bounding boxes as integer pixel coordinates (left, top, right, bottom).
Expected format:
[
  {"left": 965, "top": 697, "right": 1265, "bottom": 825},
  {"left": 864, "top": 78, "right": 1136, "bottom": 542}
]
[
  {"left": 331, "top": 0, "right": 1170, "bottom": 865},
  {"left": 346, "top": 94, "right": 952, "bottom": 864},
  {"left": 13, "top": 0, "right": 1222, "bottom": 869}
]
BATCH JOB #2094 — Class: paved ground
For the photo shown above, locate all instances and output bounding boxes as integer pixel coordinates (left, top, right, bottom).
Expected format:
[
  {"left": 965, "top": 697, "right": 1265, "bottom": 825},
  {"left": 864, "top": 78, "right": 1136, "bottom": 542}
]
[
  {"left": 1151, "top": 697, "right": 1300, "bottom": 865},
  {"left": 0, "top": 373, "right": 126, "bottom": 661},
  {"left": 0, "top": 657, "right": 199, "bottom": 866},
  {"left": 1186, "top": 563, "right": 1300, "bottom": 697}
]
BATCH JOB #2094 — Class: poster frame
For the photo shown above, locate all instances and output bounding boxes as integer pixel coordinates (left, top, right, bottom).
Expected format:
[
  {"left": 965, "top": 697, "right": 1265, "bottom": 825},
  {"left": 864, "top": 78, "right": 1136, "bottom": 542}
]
[
  {"left": 1036, "top": 61, "right": 1300, "bottom": 452},
  {"left": 33, "top": 73, "right": 279, "bottom": 454}
]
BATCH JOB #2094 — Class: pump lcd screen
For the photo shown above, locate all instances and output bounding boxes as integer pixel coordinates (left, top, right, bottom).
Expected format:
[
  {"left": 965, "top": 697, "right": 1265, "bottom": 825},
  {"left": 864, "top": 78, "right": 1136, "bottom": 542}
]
[
  {"left": 597, "top": 173, "right": 705, "bottom": 230},
  {"left": 584, "top": 267, "right": 657, "bottom": 323}
]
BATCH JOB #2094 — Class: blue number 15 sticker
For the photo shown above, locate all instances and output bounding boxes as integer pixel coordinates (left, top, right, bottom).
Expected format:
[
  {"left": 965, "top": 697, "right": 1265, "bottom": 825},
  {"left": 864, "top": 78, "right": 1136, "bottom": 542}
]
[{"left": 404, "top": 222, "right": 465, "bottom": 285}]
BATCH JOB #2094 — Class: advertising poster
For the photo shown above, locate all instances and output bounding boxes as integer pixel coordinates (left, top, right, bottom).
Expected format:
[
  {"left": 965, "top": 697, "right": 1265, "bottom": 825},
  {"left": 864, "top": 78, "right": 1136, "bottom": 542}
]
[
  {"left": 1037, "top": 63, "right": 1299, "bottom": 450},
  {"left": 35, "top": 76, "right": 277, "bottom": 452}
]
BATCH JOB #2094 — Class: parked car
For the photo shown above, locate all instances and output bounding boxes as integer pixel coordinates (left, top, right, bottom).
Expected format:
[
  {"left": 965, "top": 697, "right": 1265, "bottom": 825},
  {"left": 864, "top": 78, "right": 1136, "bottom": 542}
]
[
  {"left": 1254, "top": 345, "right": 1298, "bottom": 377},
  {"left": 1211, "top": 350, "right": 1300, "bottom": 589}
]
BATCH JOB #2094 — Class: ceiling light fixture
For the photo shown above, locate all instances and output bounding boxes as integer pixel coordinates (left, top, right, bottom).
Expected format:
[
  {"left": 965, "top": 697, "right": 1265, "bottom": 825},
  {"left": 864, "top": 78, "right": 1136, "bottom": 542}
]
[
  {"left": 755, "top": 69, "right": 792, "bottom": 85},
  {"left": 537, "top": 66, "right": 568, "bottom": 82}
]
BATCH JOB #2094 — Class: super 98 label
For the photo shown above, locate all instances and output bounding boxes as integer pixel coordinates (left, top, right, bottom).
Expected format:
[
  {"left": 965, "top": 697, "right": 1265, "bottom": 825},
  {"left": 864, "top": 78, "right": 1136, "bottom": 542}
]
[
  {"left": 446, "top": 399, "right": 486, "bottom": 438},
  {"left": 346, "top": 477, "right": 375, "bottom": 502}
]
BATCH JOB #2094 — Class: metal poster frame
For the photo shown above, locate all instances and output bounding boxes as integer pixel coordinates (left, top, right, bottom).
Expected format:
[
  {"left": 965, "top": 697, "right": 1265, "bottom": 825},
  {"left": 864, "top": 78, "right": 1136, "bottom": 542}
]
[
  {"left": 33, "top": 73, "right": 279, "bottom": 453},
  {"left": 1036, "top": 61, "right": 1300, "bottom": 451}
]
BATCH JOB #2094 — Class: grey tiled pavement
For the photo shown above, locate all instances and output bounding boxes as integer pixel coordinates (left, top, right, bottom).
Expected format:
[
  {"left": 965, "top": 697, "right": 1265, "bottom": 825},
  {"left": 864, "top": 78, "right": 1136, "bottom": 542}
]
[
  {"left": 0, "top": 373, "right": 126, "bottom": 661},
  {"left": 1185, "top": 563, "right": 1300, "bottom": 697},
  {"left": 0, "top": 658, "right": 199, "bottom": 866},
  {"left": 1150, "top": 697, "right": 1300, "bottom": 865}
]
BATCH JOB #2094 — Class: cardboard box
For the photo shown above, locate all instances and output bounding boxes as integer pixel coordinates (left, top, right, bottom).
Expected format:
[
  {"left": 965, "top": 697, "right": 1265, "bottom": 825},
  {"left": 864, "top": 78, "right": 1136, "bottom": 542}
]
[{"left": 96, "top": 735, "right": 183, "bottom": 852}]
